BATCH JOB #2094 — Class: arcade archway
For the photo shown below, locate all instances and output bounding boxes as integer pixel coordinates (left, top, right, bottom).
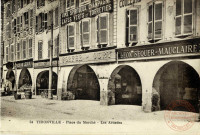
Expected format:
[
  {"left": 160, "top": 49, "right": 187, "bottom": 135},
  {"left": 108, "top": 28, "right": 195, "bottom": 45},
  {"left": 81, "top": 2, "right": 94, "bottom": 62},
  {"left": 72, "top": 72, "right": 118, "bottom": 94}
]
[
  {"left": 36, "top": 71, "right": 58, "bottom": 95},
  {"left": 18, "top": 68, "right": 32, "bottom": 89},
  {"left": 108, "top": 65, "right": 142, "bottom": 105},
  {"left": 67, "top": 65, "right": 100, "bottom": 100},
  {"left": 153, "top": 61, "right": 200, "bottom": 112},
  {"left": 6, "top": 69, "right": 15, "bottom": 90}
]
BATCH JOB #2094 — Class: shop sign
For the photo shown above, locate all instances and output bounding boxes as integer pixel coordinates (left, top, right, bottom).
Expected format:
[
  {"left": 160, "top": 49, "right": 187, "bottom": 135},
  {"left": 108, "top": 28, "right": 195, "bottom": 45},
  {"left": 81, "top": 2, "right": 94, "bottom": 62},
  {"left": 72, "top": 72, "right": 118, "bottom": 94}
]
[
  {"left": 60, "top": 49, "right": 116, "bottom": 66},
  {"left": 34, "top": 60, "right": 58, "bottom": 68},
  {"left": 16, "top": 61, "right": 33, "bottom": 69},
  {"left": 118, "top": 43, "right": 200, "bottom": 60},
  {"left": 119, "top": 0, "right": 141, "bottom": 8},
  {"left": 61, "top": 0, "right": 113, "bottom": 25}
]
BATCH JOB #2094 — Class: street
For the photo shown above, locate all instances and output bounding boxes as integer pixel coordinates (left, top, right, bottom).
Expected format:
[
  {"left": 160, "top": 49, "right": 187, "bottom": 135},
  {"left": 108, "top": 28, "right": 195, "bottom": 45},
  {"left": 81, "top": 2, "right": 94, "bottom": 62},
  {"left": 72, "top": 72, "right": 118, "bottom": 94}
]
[{"left": 1, "top": 96, "right": 200, "bottom": 135}]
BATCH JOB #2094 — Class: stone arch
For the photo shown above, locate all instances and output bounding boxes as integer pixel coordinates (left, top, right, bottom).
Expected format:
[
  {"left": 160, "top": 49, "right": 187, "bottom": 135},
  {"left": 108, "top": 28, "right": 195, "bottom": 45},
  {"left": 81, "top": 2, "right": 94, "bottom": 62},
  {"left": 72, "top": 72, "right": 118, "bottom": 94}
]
[
  {"left": 18, "top": 68, "right": 32, "bottom": 89},
  {"left": 67, "top": 64, "right": 100, "bottom": 100},
  {"left": 108, "top": 65, "right": 142, "bottom": 105},
  {"left": 36, "top": 70, "right": 58, "bottom": 95},
  {"left": 153, "top": 61, "right": 200, "bottom": 112},
  {"left": 6, "top": 69, "right": 15, "bottom": 90}
]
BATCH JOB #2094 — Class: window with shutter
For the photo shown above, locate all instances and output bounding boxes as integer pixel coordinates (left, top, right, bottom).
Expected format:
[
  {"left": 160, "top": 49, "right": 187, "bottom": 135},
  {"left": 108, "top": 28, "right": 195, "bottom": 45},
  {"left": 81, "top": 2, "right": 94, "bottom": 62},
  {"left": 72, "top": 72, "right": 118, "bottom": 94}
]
[
  {"left": 126, "top": 8, "right": 138, "bottom": 45},
  {"left": 17, "top": 43, "right": 20, "bottom": 60},
  {"left": 23, "top": 40, "right": 26, "bottom": 59},
  {"left": 44, "top": 13, "right": 48, "bottom": 30},
  {"left": 67, "top": 0, "right": 75, "bottom": 8},
  {"left": 17, "top": 17, "right": 20, "bottom": 33},
  {"left": 67, "top": 24, "right": 75, "bottom": 49},
  {"left": 29, "top": 39, "right": 32, "bottom": 58},
  {"left": 29, "top": 10, "right": 33, "bottom": 28},
  {"left": 175, "top": 0, "right": 193, "bottom": 36},
  {"left": 24, "top": 12, "right": 29, "bottom": 28},
  {"left": 5, "top": 47, "right": 9, "bottom": 62},
  {"left": 80, "top": 19, "right": 90, "bottom": 47},
  {"left": 11, "top": 45, "right": 14, "bottom": 62},
  {"left": 96, "top": 14, "right": 109, "bottom": 46},
  {"left": 14, "top": 19, "right": 16, "bottom": 34},
  {"left": 12, "top": 0, "right": 15, "bottom": 14},
  {"left": 147, "top": 1, "right": 163, "bottom": 41},
  {"left": 54, "top": 36, "right": 59, "bottom": 57},
  {"left": 38, "top": 41, "right": 43, "bottom": 60}
]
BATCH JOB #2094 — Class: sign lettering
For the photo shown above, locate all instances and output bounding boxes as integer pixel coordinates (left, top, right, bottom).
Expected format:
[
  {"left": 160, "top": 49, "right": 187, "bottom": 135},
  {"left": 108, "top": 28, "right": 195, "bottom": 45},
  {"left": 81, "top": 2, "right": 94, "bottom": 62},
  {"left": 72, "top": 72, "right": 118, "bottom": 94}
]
[
  {"left": 61, "top": 0, "right": 113, "bottom": 25},
  {"left": 118, "top": 44, "right": 200, "bottom": 60},
  {"left": 60, "top": 49, "right": 116, "bottom": 66},
  {"left": 16, "top": 61, "right": 33, "bottom": 69},
  {"left": 119, "top": 0, "right": 141, "bottom": 8}
]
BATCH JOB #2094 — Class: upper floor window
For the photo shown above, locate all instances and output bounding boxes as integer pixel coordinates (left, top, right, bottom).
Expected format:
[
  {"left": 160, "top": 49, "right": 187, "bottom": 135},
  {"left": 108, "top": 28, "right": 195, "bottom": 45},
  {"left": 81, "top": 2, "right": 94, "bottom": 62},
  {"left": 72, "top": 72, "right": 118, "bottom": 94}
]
[
  {"left": 38, "top": 41, "right": 43, "bottom": 60},
  {"left": 80, "top": 19, "right": 90, "bottom": 48},
  {"left": 23, "top": 40, "right": 27, "bottom": 59},
  {"left": 28, "top": 39, "right": 32, "bottom": 58},
  {"left": 54, "top": 35, "right": 59, "bottom": 57},
  {"left": 24, "top": 12, "right": 29, "bottom": 28},
  {"left": 67, "top": 23, "right": 75, "bottom": 50},
  {"left": 67, "top": 0, "right": 75, "bottom": 8},
  {"left": 12, "top": 0, "right": 15, "bottom": 14},
  {"left": 29, "top": 10, "right": 33, "bottom": 28},
  {"left": 148, "top": 1, "right": 163, "bottom": 41},
  {"left": 6, "top": 4, "right": 11, "bottom": 17},
  {"left": 36, "top": 13, "right": 48, "bottom": 33},
  {"left": 17, "top": 42, "right": 20, "bottom": 60},
  {"left": 55, "top": 7, "right": 59, "bottom": 27},
  {"left": 5, "top": 47, "right": 9, "bottom": 62},
  {"left": 10, "top": 45, "right": 14, "bottom": 62},
  {"left": 126, "top": 8, "right": 139, "bottom": 46},
  {"left": 96, "top": 14, "right": 109, "bottom": 47},
  {"left": 175, "top": 0, "right": 193, "bottom": 36},
  {"left": 37, "top": 0, "right": 45, "bottom": 9}
]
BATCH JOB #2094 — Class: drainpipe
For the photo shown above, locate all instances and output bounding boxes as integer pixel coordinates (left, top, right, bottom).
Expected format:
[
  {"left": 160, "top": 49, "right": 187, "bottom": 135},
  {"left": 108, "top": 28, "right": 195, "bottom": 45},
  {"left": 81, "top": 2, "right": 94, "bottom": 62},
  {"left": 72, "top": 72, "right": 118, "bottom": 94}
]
[{"left": 15, "top": 35, "right": 17, "bottom": 92}]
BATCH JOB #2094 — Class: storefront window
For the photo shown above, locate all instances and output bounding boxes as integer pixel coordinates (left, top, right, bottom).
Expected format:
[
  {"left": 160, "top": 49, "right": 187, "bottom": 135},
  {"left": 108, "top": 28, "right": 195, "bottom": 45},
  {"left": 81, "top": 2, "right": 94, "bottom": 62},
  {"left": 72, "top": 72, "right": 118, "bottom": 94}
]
[
  {"left": 80, "top": 19, "right": 90, "bottom": 47},
  {"left": 175, "top": 0, "right": 193, "bottom": 36},
  {"left": 148, "top": 1, "right": 163, "bottom": 41}
]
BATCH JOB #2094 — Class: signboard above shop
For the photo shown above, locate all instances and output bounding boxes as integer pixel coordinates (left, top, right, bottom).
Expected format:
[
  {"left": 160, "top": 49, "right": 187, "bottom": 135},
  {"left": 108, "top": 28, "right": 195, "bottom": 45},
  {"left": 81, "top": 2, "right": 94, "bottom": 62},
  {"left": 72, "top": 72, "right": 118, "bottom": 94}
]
[
  {"left": 59, "top": 48, "right": 116, "bottom": 66},
  {"left": 117, "top": 38, "right": 200, "bottom": 61},
  {"left": 61, "top": 0, "right": 113, "bottom": 26}
]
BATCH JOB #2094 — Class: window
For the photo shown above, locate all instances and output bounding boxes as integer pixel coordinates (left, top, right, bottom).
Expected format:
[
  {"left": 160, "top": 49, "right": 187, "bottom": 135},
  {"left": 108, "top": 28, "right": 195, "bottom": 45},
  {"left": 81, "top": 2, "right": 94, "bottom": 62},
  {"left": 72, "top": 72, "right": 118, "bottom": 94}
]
[
  {"left": 6, "top": 4, "right": 11, "bottom": 17},
  {"left": 12, "top": 19, "right": 17, "bottom": 34},
  {"left": 55, "top": 7, "right": 59, "bottom": 27},
  {"left": 54, "top": 36, "right": 59, "bottom": 57},
  {"left": 36, "top": 13, "right": 47, "bottom": 33},
  {"left": 23, "top": 40, "right": 27, "bottom": 59},
  {"left": 43, "top": 13, "right": 48, "bottom": 30},
  {"left": 29, "top": 10, "right": 33, "bottom": 28},
  {"left": 21, "top": 0, "right": 23, "bottom": 8},
  {"left": 126, "top": 8, "right": 138, "bottom": 45},
  {"left": 38, "top": 41, "right": 43, "bottom": 59},
  {"left": 10, "top": 45, "right": 14, "bottom": 61},
  {"left": 12, "top": 0, "right": 15, "bottom": 14},
  {"left": 17, "top": 43, "right": 20, "bottom": 60},
  {"left": 175, "top": 0, "right": 193, "bottom": 36},
  {"left": 48, "top": 40, "right": 51, "bottom": 58},
  {"left": 148, "top": 1, "right": 163, "bottom": 41},
  {"left": 67, "top": 0, "right": 75, "bottom": 8},
  {"left": 48, "top": 10, "right": 53, "bottom": 29},
  {"left": 37, "top": 0, "right": 45, "bottom": 8},
  {"left": 5, "top": 47, "right": 9, "bottom": 62},
  {"left": 96, "top": 14, "right": 109, "bottom": 46},
  {"left": 29, "top": 39, "right": 32, "bottom": 58},
  {"left": 80, "top": 19, "right": 90, "bottom": 47},
  {"left": 67, "top": 24, "right": 75, "bottom": 49},
  {"left": 6, "top": 23, "right": 11, "bottom": 39},
  {"left": 24, "top": 12, "right": 29, "bottom": 28}
]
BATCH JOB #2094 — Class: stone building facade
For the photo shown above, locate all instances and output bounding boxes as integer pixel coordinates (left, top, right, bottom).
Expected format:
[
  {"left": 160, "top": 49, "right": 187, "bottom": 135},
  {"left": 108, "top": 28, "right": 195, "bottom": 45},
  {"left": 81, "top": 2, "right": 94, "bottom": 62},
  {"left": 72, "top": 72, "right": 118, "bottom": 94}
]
[{"left": 2, "top": 0, "right": 200, "bottom": 113}]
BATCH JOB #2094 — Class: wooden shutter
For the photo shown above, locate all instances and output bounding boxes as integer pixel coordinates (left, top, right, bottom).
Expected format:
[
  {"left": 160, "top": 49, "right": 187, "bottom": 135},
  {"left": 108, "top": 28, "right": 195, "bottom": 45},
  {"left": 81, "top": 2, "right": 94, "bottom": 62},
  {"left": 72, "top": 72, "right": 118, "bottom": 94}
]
[
  {"left": 82, "top": 20, "right": 90, "bottom": 46},
  {"left": 80, "top": 21, "right": 83, "bottom": 47}
]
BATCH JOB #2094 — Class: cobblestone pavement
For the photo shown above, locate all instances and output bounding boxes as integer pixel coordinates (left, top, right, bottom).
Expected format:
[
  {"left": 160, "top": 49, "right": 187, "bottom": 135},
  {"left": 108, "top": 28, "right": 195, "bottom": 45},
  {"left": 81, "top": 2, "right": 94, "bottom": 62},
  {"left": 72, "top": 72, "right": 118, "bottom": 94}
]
[{"left": 1, "top": 96, "right": 200, "bottom": 135}]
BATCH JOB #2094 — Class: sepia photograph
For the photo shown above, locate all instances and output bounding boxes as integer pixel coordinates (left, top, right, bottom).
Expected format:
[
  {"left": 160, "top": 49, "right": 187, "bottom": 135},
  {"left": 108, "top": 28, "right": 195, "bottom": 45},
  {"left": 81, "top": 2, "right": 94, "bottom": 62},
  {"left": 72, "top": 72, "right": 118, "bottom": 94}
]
[{"left": 0, "top": 0, "right": 200, "bottom": 134}]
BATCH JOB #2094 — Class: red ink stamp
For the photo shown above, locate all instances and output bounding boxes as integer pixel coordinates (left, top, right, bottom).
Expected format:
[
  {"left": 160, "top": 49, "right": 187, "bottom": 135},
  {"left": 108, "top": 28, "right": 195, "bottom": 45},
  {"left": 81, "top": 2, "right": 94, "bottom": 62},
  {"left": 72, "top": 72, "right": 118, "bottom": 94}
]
[{"left": 164, "top": 100, "right": 197, "bottom": 132}]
